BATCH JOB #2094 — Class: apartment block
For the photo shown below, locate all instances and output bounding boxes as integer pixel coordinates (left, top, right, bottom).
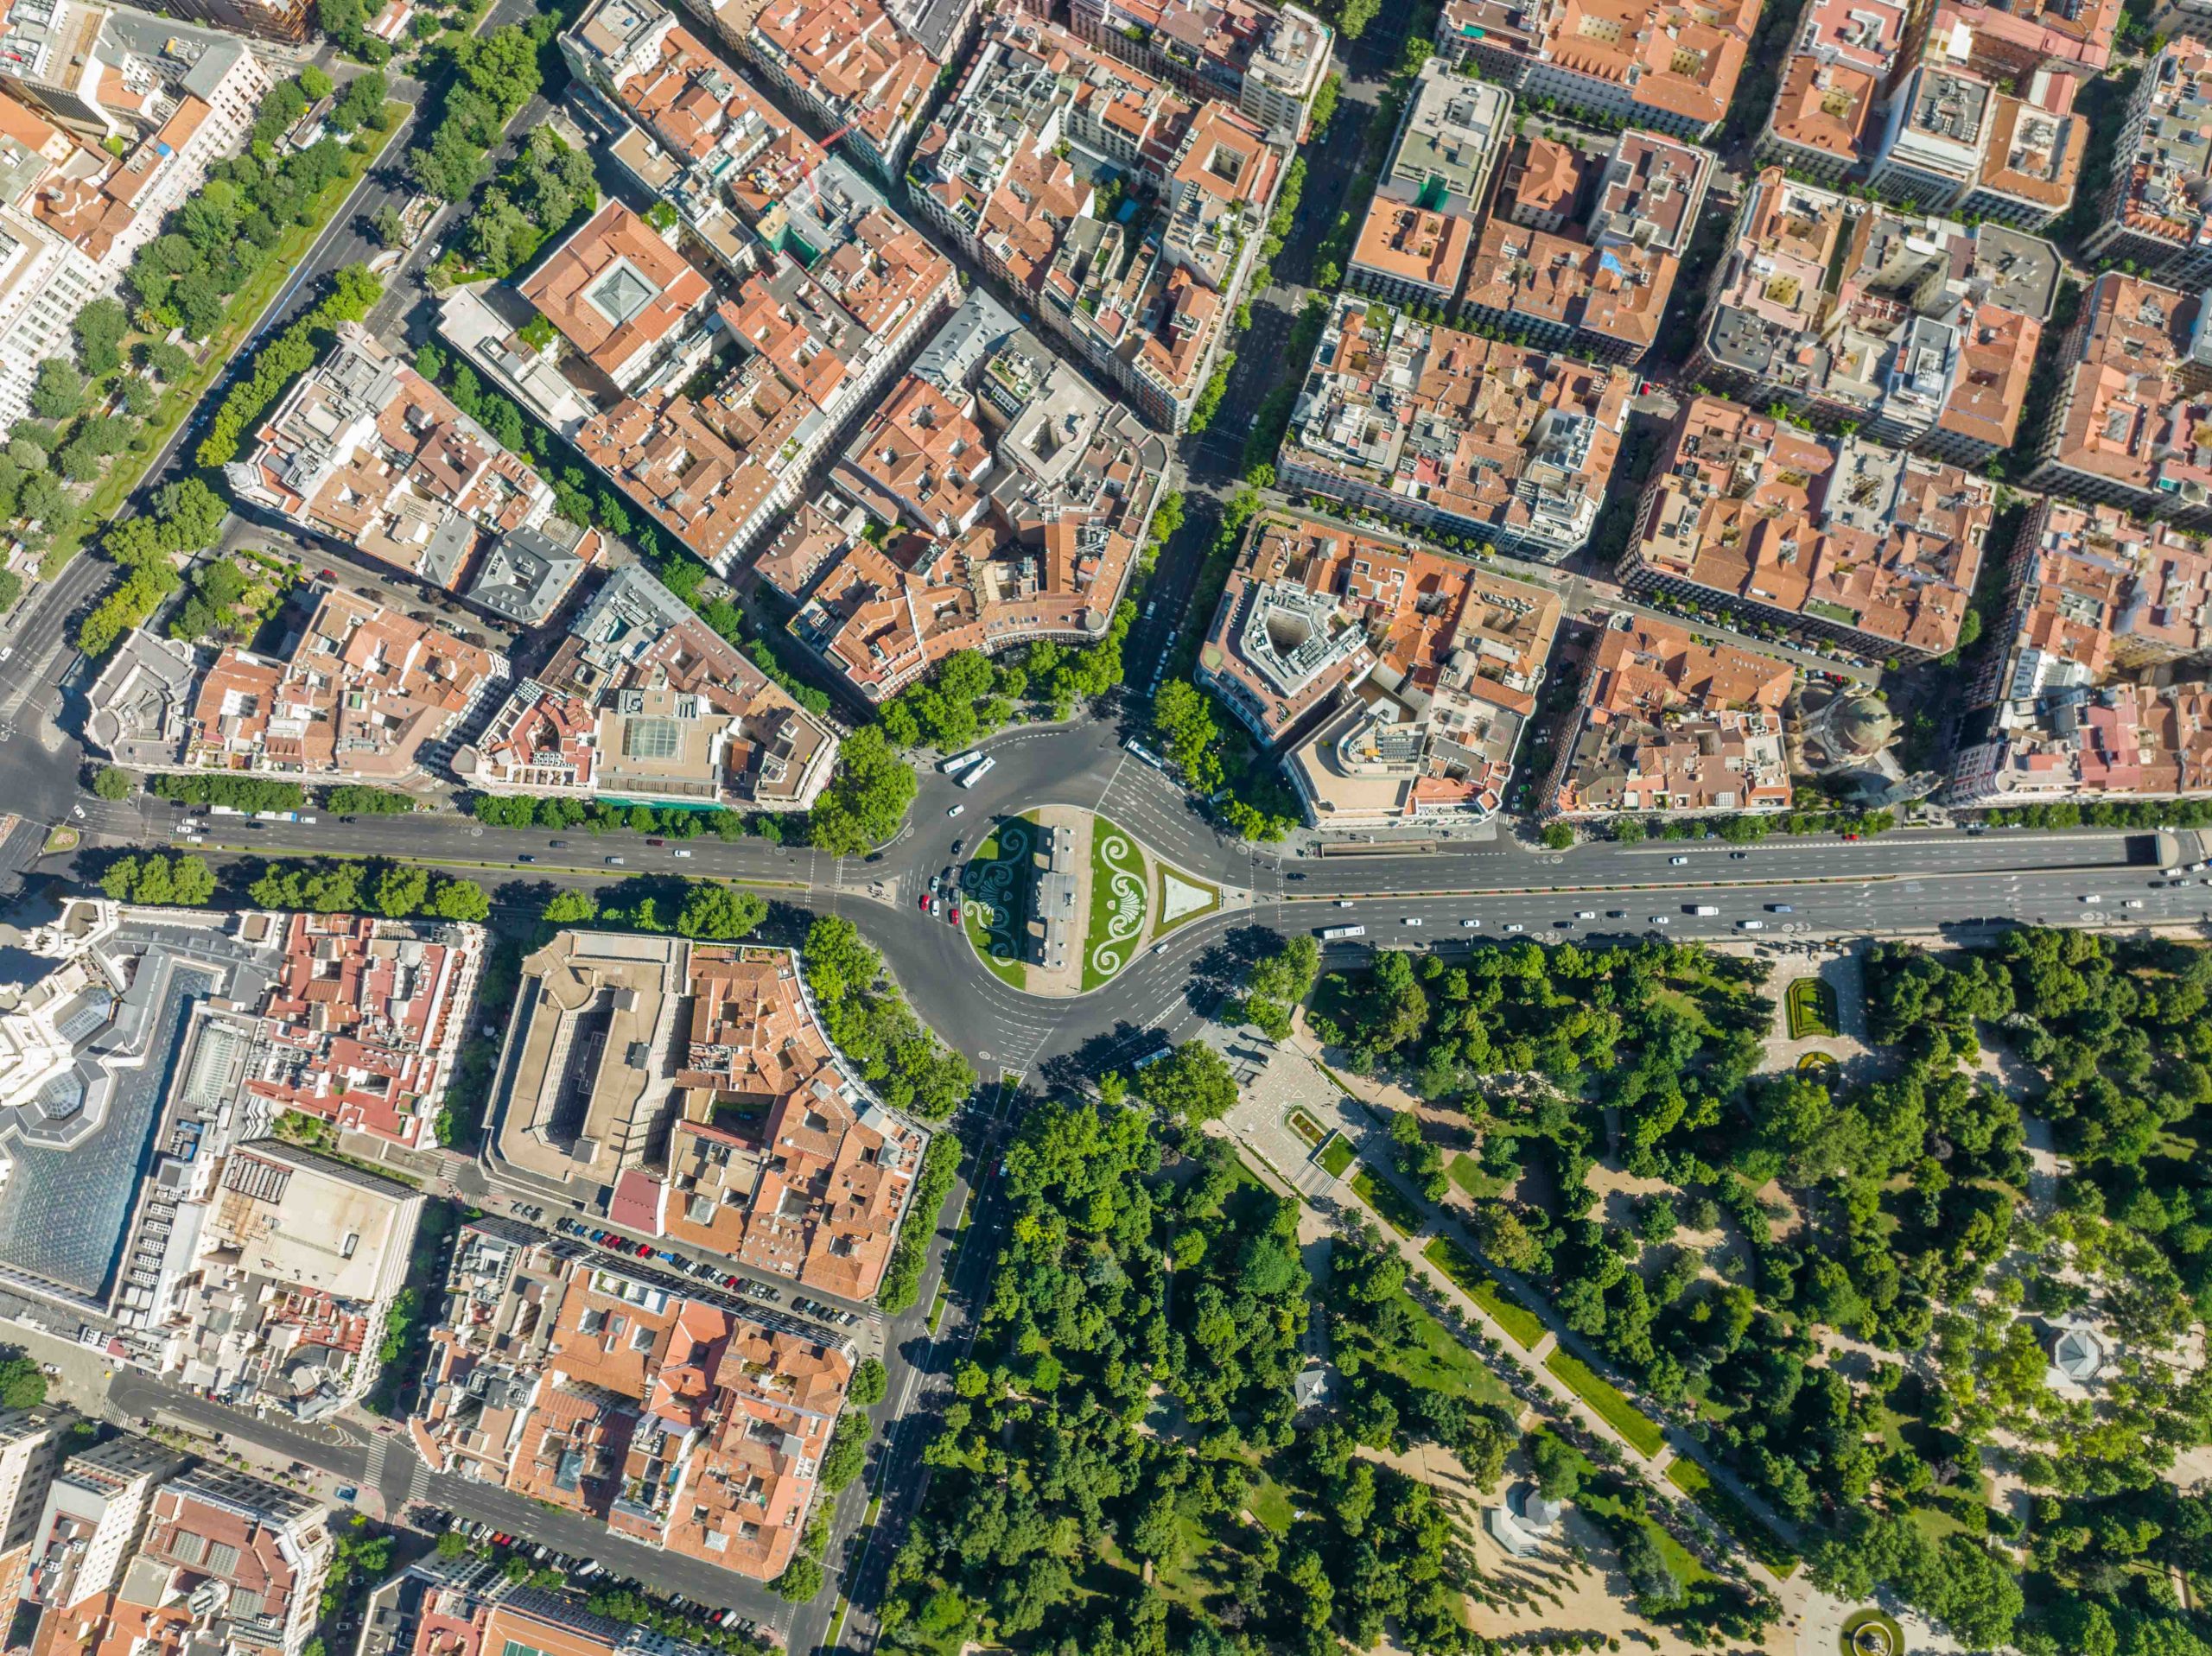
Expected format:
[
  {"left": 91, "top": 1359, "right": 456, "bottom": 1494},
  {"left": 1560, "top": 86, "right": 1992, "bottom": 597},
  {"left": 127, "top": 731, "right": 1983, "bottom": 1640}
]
[
  {"left": 1624, "top": 394, "right": 1994, "bottom": 663},
  {"left": 909, "top": 12, "right": 1285, "bottom": 432},
  {"left": 410, "top": 1577, "right": 728, "bottom": 1656},
  {"left": 1687, "top": 168, "right": 2059, "bottom": 463},
  {"left": 1541, "top": 614, "right": 1796, "bottom": 820},
  {"left": 521, "top": 201, "right": 715, "bottom": 397},
  {"left": 1197, "top": 511, "right": 1561, "bottom": 827},
  {"left": 1344, "top": 61, "right": 1506, "bottom": 309},
  {"left": 22, "top": 1437, "right": 188, "bottom": 1610},
  {"left": 0, "top": 11, "right": 270, "bottom": 433},
  {"left": 410, "top": 1220, "right": 854, "bottom": 1579},
  {"left": 1758, "top": 0, "right": 1908, "bottom": 181},
  {"left": 1056, "top": 0, "right": 1333, "bottom": 141},
  {"left": 226, "top": 324, "right": 563, "bottom": 597},
  {"left": 1433, "top": 0, "right": 1761, "bottom": 141},
  {"left": 2084, "top": 39, "right": 2212, "bottom": 284},
  {"left": 772, "top": 289, "right": 1170, "bottom": 701},
  {"left": 1862, "top": 58, "right": 2081, "bottom": 228},
  {"left": 137, "top": 1466, "right": 333, "bottom": 1656},
  {"left": 1943, "top": 495, "right": 2212, "bottom": 807},
  {"left": 2026, "top": 271, "right": 2212, "bottom": 525},
  {"left": 456, "top": 564, "right": 836, "bottom": 813},
  {"left": 1902, "top": 0, "right": 2120, "bottom": 81},
  {"left": 1459, "top": 126, "right": 1707, "bottom": 365},
  {"left": 734, "top": 0, "right": 936, "bottom": 181},
  {"left": 1275, "top": 294, "right": 1631, "bottom": 564},
  {"left": 0, "top": 1411, "right": 66, "bottom": 1554},
  {"left": 83, "top": 585, "right": 508, "bottom": 785}
]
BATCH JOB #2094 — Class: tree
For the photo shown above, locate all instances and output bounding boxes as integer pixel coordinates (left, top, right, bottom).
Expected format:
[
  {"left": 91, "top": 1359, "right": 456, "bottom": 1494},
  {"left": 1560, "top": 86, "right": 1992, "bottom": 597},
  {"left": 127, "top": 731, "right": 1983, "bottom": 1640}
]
[
  {"left": 375, "top": 864, "right": 429, "bottom": 917},
  {"left": 72, "top": 299, "right": 130, "bottom": 378},
  {"left": 92, "top": 766, "right": 132, "bottom": 802},
  {"left": 817, "top": 1409, "right": 869, "bottom": 1493},
  {"left": 146, "top": 340, "right": 194, "bottom": 384},
  {"left": 429, "top": 878, "right": 491, "bottom": 923},
  {"left": 1140, "top": 1040, "right": 1238, "bottom": 1125},
  {"left": 1530, "top": 1432, "right": 1584, "bottom": 1501},
  {"left": 849, "top": 1355, "right": 887, "bottom": 1407},
  {"left": 29, "top": 358, "right": 83, "bottom": 422},
  {"left": 0, "top": 1355, "right": 46, "bottom": 1411},
  {"left": 543, "top": 890, "right": 598, "bottom": 924},
  {"left": 1540, "top": 821, "right": 1575, "bottom": 850},
  {"left": 772, "top": 1557, "right": 824, "bottom": 1602},
  {"left": 675, "top": 882, "right": 766, "bottom": 940}
]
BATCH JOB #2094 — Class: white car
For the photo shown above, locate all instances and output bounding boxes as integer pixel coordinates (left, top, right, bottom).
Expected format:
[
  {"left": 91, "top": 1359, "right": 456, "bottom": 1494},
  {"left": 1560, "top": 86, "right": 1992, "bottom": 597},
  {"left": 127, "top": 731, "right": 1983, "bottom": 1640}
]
[
  {"left": 2081, "top": 893, "right": 2102, "bottom": 904},
  {"left": 1669, "top": 855, "right": 1689, "bottom": 866},
  {"left": 2123, "top": 898, "right": 2146, "bottom": 910},
  {"left": 1649, "top": 916, "right": 1670, "bottom": 926},
  {"left": 1459, "top": 918, "right": 1481, "bottom": 929},
  {"left": 947, "top": 804, "right": 965, "bottom": 818},
  {"left": 1738, "top": 919, "right": 1765, "bottom": 930},
  {"left": 1337, "top": 898, "right": 1355, "bottom": 908},
  {"left": 1402, "top": 917, "right": 1423, "bottom": 927},
  {"left": 672, "top": 848, "right": 693, "bottom": 858},
  {"left": 1504, "top": 922, "right": 1525, "bottom": 933},
  {"left": 1574, "top": 910, "right": 1595, "bottom": 920}
]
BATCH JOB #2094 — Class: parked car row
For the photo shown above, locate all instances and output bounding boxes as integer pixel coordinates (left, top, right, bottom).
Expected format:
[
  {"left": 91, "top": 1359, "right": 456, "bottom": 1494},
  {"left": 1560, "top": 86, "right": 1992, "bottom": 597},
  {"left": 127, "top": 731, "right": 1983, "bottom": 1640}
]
[{"left": 550, "top": 1216, "right": 780, "bottom": 1300}]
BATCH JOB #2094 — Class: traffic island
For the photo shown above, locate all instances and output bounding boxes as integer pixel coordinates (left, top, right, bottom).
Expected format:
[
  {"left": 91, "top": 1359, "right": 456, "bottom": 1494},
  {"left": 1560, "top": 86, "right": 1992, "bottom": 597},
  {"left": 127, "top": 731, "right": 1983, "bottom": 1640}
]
[{"left": 957, "top": 806, "right": 1210, "bottom": 997}]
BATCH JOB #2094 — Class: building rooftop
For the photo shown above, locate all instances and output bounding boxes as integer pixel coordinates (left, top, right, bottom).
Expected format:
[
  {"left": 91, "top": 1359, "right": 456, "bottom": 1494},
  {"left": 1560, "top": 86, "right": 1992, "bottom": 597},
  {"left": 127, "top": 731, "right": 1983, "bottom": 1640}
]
[
  {"left": 1198, "top": 511, "right": 1562, "bottom": 823},
  {"left": 2039, "top": 272, "right": 2212, "bottom": 507},
  {"left": 1631, "top": 394, "right": 1994, "bottom": 657},
  {"left": 745, "top": 0, "right": 936, "bottom": 168},
  {"left": 181, "top": 587, "right": 506, "bottom": 784},
  {"left": 1279, "top": 295, "right": 1630, "bottom": 557},
  {"left": 225, "top": 326, "right": 561, "bottom": 594},
  {"left": 521, "top": 202, "right": 715, "bottom": 394},
  {"left": 410, "top": 1221, "right": 854, "bottom": 1579},
  {"left": 1548, "top": 614, "right": 1796, "bottom": 816},
  {"left": 1696, "top": 168, "right": 2056, "bottom": 446},
  {"left": 776, "top": 289, "right": 1169, "bottom": 701},
  {"left": 1385, "top": 60, "right": 1510, "bottom": 209},
  {"left": 243, "top": 913, "right": 485, "bottom": 1152},
  {"left": 1439, "top": 0, "right": 1760, "bottom": 132}
]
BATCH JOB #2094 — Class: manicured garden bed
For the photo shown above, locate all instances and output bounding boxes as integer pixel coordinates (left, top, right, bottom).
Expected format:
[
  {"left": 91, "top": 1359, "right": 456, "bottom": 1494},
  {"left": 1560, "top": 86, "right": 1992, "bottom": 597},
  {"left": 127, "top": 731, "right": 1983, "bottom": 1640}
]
[
  {"left": 1785, "top": 975, "right": 1840, "bottom": 1039},
  {"left": 1423, "top": 1237, "right": 1548, "bottom": 1348},
  {"left": 1351, "top": 1167, "right": 1421, "bottom": 1235}
]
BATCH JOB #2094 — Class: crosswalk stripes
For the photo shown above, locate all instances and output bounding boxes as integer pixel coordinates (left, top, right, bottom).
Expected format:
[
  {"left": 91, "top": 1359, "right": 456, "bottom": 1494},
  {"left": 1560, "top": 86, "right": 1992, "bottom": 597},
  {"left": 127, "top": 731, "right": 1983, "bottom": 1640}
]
[{"left": 362, "top": 1428, "right": 391, "bottom": 1494}]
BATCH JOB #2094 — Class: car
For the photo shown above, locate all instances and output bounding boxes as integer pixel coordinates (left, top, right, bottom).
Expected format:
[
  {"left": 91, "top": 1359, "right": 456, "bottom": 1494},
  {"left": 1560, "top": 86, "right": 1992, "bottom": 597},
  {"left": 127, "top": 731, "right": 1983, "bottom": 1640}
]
[
  {"left": 948, "top": 804, "right": 965, "bottom": 817},
  {"left": 1402, "top": 917, "right": 1423, "bottom": 927},
  {"left": 1574, "top": 910, "right": 1596, "bottom": 919},
  {"left": 1337, "top": 898, "right": 1355, "bottom": 908},
  {"left": 1729, "top": 851, "right": 1748, "bottom": 860},
  {"left": 588, "top": 1229, "right": 606, "bottom": 1242},
  {"left": 1459, "top": 918, "right": 1481, "bottom": 928},
  {"left": 516, "top": 853, "right": 535, "bottom": 864},
  {"left": 941, "top": 866, "right": 956, "bottom": 886},
  {"left": 2082, "top": 894, "right": 2103, "bottom": 904},
  {"left": 318, "top": 569, "right": 337, "bottom": 581},
  {"left": 549, "top": 839, "right": 567, "bottom": 847},
  {"left": 673, "top": 848, "right": 693, "bottom": 858},
  {"left": 1669, "top": 855, "right": 1689, "bottom": 866},
  {"left": 2124, "top": 898, "right": 2146, "bottom": 909},
  {"left": 1607, "top": 910, "right": 1627, "bottom": 919},
  {"left": 1768, "top": 903, "right": 1794, "bottom": 913},
  {"left": 1154, "top": 942, "right": 1168, "bottom": 955},
  {"left": 1738, "top": 920, "right": 1765, "bottom": 930},
  {"left": 1649, "top": 916, "right": 1670, "bottom": 925},
  {"left": 949, "top": 907, "right": 963, "bottom": 925},
  {"left": 950, "top": 838, "right": 965, "bottom": 856},
  {"left": 1842, "top": 832, "right": 1861, "bottom": 841},
  {"left": 635, "top": 1242, "right": 653, "bottom": 1257},
  {"left": 646, "top": 837, "right": 665, "bottom": 847},
  {"left": 605, "top": 855, "right": 625, "bottom": 866},
  {"left": 919, "top": 893, "right": 932, "bottom": 911},
  {"left": 1503, "top": 922, "right": 1524, "bottom": 933}
]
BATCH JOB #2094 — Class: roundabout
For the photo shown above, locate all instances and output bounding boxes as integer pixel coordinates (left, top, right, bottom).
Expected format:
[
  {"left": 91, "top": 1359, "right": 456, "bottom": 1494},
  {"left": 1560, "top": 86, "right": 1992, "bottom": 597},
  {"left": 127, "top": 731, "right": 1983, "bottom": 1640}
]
[{"left": 956, "top": 804, "right": 1217, "bottom": 998}]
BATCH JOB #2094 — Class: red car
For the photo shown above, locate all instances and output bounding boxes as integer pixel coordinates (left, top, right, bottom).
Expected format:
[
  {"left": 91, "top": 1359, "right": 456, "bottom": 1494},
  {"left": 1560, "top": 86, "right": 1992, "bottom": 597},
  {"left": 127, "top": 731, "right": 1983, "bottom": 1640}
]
[
  {"left": 635, "top": 1241, "right": 653, "bottom": 1257},
  {"left": 646, "top": 837, "right": 665, "bottom": 847},
  {"left": 723, "top": 1274, "right": 741, "bottom": 1289},
  {"left": 949, "top": 907, "right": 963, "bottom": 925}
]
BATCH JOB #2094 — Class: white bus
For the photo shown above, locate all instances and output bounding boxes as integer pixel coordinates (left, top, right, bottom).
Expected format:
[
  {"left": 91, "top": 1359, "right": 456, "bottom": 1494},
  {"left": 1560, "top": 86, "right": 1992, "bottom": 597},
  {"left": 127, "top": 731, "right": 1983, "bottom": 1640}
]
[
  {"left": 958, "top": 757, "right": 997, "bottom": 789},
  {"left": 1319, "top": 924, "right": 1368, "bottom": 941},
  {"left": 939, "top": 750, "right": 985, "bottom": 777},
  {"left": 1122, "top": 739, "right": 1163, "bottom": 769}
]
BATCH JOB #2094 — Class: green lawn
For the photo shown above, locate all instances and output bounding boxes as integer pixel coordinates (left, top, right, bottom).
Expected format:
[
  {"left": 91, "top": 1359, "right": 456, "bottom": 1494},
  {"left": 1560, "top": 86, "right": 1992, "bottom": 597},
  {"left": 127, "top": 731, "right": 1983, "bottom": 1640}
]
[
  {"left": 1382, "top": 1290, "right": 1514, "bottom": 1411},
  {"left": 1422, "top": 1237, "right": 1549, "bottom": 1348},
  {"left": 1446, "top": 1152, "right": 1506, "bottom": 1200},
  {"left": 1665, "top": 1458, "right": 1799, "bottom": 1573},
  {"left": 1544, "top": 1348, "right": 1668, "bottom": 1457},
  {"left": 1351, "top": 1168, "right": 1422, "bottom": 1236},
  {"left": 1286, "top": 1107, "right": 1327, "bottom": 1147},
  {"left": 1081, "top": 815, "right": 1150, "bottom": 991},
  {"left": 1318, "top": 1133, "right": 1356, "bottom": 1179},
  {"left": 1785, "top": 976, "right": 1839, "bottom": 1039},
  {"left": 42, "top": 106, "right": 407, "bottom": 579},
  {"left": 1248, "top": 1476, "right": 1297, "bottom": 1535},
  {"left": 960, "top": 817, "right": 1033, "bottom": 990},
  {"left": 1581, "top": 1484, "right": 1715, "bottom": 1589}
]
